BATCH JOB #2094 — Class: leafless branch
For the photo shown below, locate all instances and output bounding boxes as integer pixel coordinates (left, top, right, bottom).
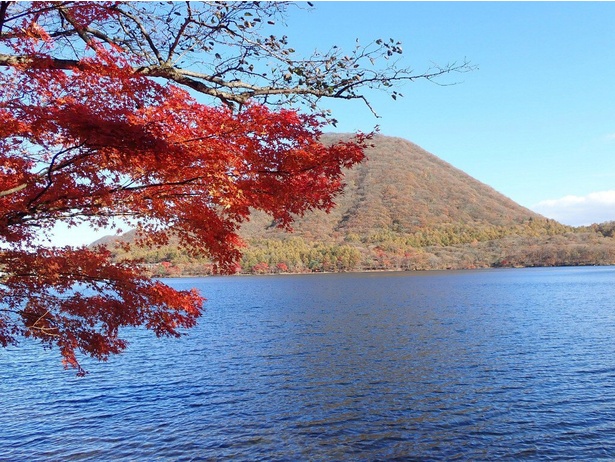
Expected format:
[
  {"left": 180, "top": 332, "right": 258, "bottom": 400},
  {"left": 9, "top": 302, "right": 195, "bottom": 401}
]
[{"left": 0, "top": 2, "right": 476, "bottom": 114}]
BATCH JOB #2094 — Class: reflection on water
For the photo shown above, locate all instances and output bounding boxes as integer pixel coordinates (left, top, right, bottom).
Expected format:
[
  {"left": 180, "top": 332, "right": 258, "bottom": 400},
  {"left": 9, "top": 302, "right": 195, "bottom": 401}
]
[{"left": 2, "top": 267, "right": 615, "bottom": 460}]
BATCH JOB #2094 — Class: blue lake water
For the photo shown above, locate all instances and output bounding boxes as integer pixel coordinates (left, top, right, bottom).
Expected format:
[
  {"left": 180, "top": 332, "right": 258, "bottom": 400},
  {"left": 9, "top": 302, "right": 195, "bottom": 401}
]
[{"left": 2, "top": 267, "right": 615, "bottom": 460}]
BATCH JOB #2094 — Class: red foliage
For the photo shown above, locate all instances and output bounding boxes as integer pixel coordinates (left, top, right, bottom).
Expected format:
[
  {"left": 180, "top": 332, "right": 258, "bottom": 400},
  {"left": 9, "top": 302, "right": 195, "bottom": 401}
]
[
  {"left": 251, "top": 262, "right": 270, "bottom": 274},
  {"left": 0, "top": 3, "right": 367, "bottom": 374}
]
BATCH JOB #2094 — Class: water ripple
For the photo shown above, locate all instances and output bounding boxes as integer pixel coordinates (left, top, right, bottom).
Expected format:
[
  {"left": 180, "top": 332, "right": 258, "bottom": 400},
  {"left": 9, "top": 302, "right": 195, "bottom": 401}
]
[{"left": 2, "top": 267, "right": 615, "bottom": 460}]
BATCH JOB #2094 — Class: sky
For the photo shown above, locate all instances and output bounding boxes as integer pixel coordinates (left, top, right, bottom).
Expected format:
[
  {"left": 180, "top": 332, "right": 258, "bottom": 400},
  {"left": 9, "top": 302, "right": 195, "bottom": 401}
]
[
  {"left": 51, "top": 1, "right": 615, "bottom": 246},
  {"left": 282, "top": 1, "right": 615, "bottom": 227}
]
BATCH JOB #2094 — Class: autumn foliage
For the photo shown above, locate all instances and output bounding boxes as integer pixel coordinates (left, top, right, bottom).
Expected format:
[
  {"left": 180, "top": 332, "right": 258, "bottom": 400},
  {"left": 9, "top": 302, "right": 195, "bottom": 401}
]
[{"left": 0, "top": 2, "right": 371, "bottom": 374}]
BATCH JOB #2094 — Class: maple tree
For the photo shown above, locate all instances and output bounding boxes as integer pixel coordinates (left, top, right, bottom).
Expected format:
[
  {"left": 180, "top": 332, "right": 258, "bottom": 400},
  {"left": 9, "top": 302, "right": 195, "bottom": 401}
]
[{"left": 0, "top": 1, "right": 472, "bottom": 375}]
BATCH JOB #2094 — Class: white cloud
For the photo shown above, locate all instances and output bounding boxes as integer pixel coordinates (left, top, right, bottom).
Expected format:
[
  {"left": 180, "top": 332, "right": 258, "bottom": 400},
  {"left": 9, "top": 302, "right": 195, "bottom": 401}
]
[{"left": 532, "top": 190, "right": 615, "bottom": 226}]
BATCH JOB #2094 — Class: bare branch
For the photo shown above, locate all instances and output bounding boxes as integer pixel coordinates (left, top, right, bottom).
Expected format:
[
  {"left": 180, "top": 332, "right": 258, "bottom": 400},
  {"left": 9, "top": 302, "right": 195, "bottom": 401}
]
[
  {"left": 113, "top": 6, "right": 164, "bottom": 64},
  {"left": 0, "top": 52, "right": 81, "bottom": 70},
  {"left": 0, "top": 2, "right": 476, "bottom": 113},
  {"left": 165, "top": 1, "right": 193, "bottom": 65},
  {"left": 0, "top": 182, "right": 28, "bottom": 198},
  {"left": 0, "top": 51, "right": 474, "bottom": 111}
]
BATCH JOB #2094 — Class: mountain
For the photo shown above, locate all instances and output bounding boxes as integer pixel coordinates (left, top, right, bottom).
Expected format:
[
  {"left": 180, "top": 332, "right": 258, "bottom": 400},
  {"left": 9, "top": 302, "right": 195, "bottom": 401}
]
[
  {"left": 97, "top": 134, "right": 615, "bottom": 275},
  {"left": 240, "top": 134, "right": 542, "bottom": 240}
]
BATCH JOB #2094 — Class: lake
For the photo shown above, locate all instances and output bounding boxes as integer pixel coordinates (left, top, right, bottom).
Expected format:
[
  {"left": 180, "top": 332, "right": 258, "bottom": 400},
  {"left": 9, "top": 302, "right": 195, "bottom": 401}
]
[{"left": 2, "top": 267, "right": 615, "bottom": 460}]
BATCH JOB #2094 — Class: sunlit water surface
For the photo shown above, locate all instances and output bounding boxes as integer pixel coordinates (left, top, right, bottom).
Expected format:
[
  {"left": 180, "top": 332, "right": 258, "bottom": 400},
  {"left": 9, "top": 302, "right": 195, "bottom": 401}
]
[{"left": 2, "top": 267, "right": 615, "bottom": 460}]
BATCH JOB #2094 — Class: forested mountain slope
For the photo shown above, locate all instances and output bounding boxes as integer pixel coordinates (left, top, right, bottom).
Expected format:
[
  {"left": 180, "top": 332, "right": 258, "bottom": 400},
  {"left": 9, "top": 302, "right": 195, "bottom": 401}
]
[{"left": 95, "top": 135, "right": 615, "bottom": 275}]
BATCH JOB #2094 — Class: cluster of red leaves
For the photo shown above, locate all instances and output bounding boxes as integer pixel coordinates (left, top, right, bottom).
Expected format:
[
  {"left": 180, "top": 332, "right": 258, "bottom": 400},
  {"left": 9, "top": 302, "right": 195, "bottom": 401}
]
[
  {"left": 0, "top": 247, "right": 202, "bottom": 376},
  {"left": 0, "top": 3, "right": 368, "bottom": 374}
]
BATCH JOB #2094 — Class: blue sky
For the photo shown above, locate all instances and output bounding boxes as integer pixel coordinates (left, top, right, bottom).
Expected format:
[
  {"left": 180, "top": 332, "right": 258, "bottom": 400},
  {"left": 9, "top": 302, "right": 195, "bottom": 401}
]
[
  {"left": 51, "top": 1, "right": 615, "bottom": 246},
  {"left": 283, "top": 1, "right": 615, "bottom": 227}
]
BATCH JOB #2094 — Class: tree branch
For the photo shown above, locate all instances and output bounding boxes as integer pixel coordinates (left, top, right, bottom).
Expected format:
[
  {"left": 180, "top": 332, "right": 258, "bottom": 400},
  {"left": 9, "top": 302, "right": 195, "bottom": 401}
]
[
  {"left": 0, "top": 51, "right": 472, "bottom": 111},
  {"left": 0, "top": 2, "right": 477, "bottom": 115},
  {"left": 0, "top": 1, "right": 9, "bottom": 36},
  {"left": 0, "top": 52, "right": 83, "bottom": 71},
  {"left": 114, "top": 6, "right": 164, "bottom": 64},
  {"left": 57, "top": 5, "right": 95, "bottom": 48},
  {"left": 0, "top": 182, "right": 28, "bottom": 198}
]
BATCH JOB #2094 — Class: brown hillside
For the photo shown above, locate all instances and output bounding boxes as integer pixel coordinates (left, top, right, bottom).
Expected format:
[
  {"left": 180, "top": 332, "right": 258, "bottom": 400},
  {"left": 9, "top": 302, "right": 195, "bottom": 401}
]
[{"left": 240, "top": 134, "right": 542, "bottom": 240}]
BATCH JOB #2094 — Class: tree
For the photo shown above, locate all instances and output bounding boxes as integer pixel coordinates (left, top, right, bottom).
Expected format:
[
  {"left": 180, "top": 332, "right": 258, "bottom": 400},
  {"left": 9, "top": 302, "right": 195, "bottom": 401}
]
[{"left": 0, "top": 1, "right": 473, "bottom": 374}]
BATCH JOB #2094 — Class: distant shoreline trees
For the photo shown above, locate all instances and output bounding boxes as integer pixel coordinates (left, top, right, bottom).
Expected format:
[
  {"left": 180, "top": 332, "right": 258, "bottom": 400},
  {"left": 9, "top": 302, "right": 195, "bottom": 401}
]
[{"left": 108, "top": 220, "right": 615, "bottom": 277}]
